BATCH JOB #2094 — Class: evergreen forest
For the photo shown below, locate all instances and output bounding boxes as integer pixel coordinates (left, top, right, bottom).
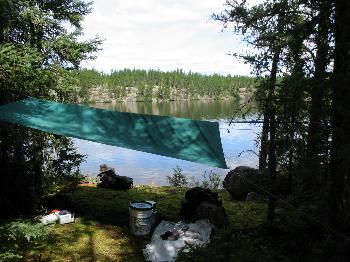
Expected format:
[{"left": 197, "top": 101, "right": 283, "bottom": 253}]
[{"left": 74, "top": 68, "right": 256, "bottom": 102}]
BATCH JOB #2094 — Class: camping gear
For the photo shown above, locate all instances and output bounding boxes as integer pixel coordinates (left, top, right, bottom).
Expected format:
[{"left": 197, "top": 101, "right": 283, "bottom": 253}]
[
  {"left": 39, "top": 213, "right": 59, "bottom": 225},
  {"left": 58, "top": 210, "right": 68, "bottom": 215},
  {"left": 143, "top": 219, "right": 213, "bottom": 262},
  {"left": 58, "top": 213, "right": 75, "bottom": 224},
  {"left": 39, "top": 209, "right": 75, "bottom": 225},
  {"left": 0, "top": 98, "right": 227, "bottom": 168},
  {"left": 129, "top": 201, "right": 156, "bottom": 236}
]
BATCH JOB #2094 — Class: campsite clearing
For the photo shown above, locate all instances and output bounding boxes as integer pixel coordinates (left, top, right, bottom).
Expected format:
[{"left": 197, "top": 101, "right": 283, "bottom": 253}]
[{"left": 23, "top": 185, "right": 267, "bottom": 261}]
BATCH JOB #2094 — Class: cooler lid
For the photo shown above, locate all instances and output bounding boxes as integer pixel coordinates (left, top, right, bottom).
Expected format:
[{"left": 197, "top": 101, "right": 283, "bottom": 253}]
[{"left": 129, "top": 201, "right": 153, "bottom": 210}]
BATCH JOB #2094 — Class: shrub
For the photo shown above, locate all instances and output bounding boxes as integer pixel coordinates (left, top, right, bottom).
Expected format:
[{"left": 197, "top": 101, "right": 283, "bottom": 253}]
[
  {"left": 189, "top": 170, "right": 222, "bottom": 190},
  {"left": 203, "top": 170, "right": 222, "bottom": 190},
  {"left": 0, "top": 221, "right": 50, "bottom": 261},
  {"left": 166, "top": 166, "right": 188, "bottom": 187}
]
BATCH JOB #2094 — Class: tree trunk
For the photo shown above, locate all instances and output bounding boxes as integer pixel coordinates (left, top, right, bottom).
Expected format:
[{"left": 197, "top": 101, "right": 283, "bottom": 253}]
[
  {"left": 286, "top": 33, "right": 305, "bottom": 192},
  {"left": 305, "top": 0, "right": 331, "bottom": 188},
  {"left": 259, "top": 105, "right": 269, "bottom": 171},
  {"left": 287, "top": 115, "right": 296, "bottom": 192},
  {"left": 266, "top": 47, "right": 281, "bottom": 224},
  {"left": 328, "top": 0, "right": 350, "bottom": 229}
]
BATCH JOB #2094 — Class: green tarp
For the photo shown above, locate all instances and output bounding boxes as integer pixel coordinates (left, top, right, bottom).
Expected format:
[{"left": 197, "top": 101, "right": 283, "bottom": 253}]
[{"left": 0, "top": 98, "right": 227, "bottom": 168}]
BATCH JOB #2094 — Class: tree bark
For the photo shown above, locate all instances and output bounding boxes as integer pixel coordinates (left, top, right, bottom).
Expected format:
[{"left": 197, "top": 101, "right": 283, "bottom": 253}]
[
  {"left": 266, "top": 47, "right": 281, "bottom": 224},
  {"left": 259, "top": 104, "right": 269, "bottom": 171},
  {"left": 305, "top": 0, "right": 331, "bottom": 188},
  {"left": 328, "top": 0, "right": 350, "bottom": 229}
]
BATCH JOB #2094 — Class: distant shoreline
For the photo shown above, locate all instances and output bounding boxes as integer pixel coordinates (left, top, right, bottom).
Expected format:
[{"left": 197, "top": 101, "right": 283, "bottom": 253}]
[
  {"left": 75, "top": 69, "right": 256, "bottom": 103},
  {"left": 79, "top": 86, "right": 253, "bottom": 103}
]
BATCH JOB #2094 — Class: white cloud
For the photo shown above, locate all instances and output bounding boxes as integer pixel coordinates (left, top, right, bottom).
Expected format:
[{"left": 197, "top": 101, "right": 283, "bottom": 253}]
[{"left": 80, "top": 0, "right": 259, "bottom": 75}]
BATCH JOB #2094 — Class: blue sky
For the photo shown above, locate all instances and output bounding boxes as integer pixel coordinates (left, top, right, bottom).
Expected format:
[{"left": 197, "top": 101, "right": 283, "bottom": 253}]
[{"left": 81, "top": 0, "right": 261, "bottom": 76}]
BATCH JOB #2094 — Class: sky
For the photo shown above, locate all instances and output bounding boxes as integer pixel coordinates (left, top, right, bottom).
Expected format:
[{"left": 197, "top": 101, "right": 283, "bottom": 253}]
[{"left": 81, "top": 0, "right": 259, "bottom": 76}]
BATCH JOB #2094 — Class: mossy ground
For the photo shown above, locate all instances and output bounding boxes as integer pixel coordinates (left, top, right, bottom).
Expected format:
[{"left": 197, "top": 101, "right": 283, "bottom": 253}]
[{"left": 24, "top": 185, "right": 266, "bottom": 261}]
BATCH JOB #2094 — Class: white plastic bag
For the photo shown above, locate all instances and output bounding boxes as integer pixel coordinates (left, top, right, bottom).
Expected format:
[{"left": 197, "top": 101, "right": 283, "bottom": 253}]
[{"left": 143, "top": 219, "right": 213, "bottom": 262}]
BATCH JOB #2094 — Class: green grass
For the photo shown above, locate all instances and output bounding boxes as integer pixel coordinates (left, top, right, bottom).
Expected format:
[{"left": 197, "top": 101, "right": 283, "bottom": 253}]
[{"left": 21, "top": 185, "right": 266, "bottom": 261}]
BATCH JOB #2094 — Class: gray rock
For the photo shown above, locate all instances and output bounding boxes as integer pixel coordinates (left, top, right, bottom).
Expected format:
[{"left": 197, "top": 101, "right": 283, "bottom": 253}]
[
  {"left": 97, "top": 169, "right": 133, "bottom": 190},
  {"left": 223, "top": 166, "right": 268, "bottom": 200},
  {"left": 223, "top": 166, "right": 290, "bottom": 200},
  {"left": 192, "top": 201, "right": 228, "bottom": 228}
]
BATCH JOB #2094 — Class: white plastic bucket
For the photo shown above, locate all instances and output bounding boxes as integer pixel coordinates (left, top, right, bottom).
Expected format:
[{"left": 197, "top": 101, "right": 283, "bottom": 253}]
[{"left": 129, "top": 201, "right": 154, "bottom": 236}]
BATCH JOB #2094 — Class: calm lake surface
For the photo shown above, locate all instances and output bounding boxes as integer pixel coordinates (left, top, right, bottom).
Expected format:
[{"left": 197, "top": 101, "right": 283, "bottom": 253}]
[{"left": 74, "top": 100, "right": 261, "bottom": 185}]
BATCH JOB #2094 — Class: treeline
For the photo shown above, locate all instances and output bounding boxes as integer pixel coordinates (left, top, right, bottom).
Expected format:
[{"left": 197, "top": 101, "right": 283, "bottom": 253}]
[{"left": 73, "top": 69, "right": 256, "bottom": 101}]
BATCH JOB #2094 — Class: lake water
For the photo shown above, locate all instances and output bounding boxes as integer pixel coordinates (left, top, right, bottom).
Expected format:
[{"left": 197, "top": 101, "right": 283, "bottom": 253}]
[{"left": 74, "top": 100, "right": 261, "bottom": 185}]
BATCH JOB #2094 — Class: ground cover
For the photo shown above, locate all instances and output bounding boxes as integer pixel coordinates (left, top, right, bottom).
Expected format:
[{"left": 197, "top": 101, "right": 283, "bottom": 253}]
[{"left": 18, "top": 185, "right": 266, "bottom": 261}]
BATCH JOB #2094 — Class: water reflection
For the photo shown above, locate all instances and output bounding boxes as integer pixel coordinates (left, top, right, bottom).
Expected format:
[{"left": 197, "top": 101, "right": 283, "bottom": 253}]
[
  {"left": 89, "top": 99, "right": 250, "bottom": 120},
  {"left": 75, "top": 100, "right": 260, "bottom": 185}
]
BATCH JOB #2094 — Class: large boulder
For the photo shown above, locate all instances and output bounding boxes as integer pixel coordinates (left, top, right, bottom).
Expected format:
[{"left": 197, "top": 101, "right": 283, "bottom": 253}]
[
  {"left": 180, "top": 187, "right": 227, "bottom": 227},
  {"left": 223, "top": 166, "right": 290, "bottom": 200},
  {"left": 97, "top": 169, "right": 133, "bottom": 190},
  {"left": 223, "top": 166, "right": 268, "bottom": 200}
]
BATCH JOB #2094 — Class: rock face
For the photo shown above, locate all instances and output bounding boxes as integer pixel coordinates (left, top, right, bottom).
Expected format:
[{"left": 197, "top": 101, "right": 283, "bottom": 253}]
[
  {"left": 97, "top": 169, "right": 133, "bottom": 190},
  {"left": 223, "top": 166, "right": 266, "bottom": 200},
  {"left": 180, "top": 187, "right": 227, "bottom": 227}
]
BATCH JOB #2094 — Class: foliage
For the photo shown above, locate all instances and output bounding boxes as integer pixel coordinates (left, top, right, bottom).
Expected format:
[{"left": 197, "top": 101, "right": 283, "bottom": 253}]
[
  {"left": 201, "top": 170, "right": 222, "bottom": 190},
  {"left": 42, "top": 136, "right": 86, "bottom": 194},
  {"left": 166, "top": 166, "right": 221, "bottom": 189},
  {"left": 74, "top": 68, "right": 257, "bottom": 101},
  {"left": 189, "top": 170, "right": 222, "bottom": 190},
  {"left": 167, "top": 167, "right": 222, "bottom": 189},
  {"left": 213, "top": 0, "right": 350, "bottom": 254},
  {"left": 166, "top": 166, "right": 188, "bottom": 188},
  {"left": 0, "top": 220, "right": 50, "bottom": 261},
  {"left": 0, "top": 0, "right": 101, "bottom": 218}
]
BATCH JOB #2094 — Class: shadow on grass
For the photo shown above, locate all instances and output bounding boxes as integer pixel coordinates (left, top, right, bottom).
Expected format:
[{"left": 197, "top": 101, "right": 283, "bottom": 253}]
[
  {"left": 27, "top": 217, "right": 145, "bottom": 261},
  {"left": 33, "top": 185, "right": 267, "bottom": 261},
  {"left": 29, "top": 185, "right": 187, "bottom": 261},
  {"left": 45, "top": 185, "right": 186, "bottom": 226}
]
